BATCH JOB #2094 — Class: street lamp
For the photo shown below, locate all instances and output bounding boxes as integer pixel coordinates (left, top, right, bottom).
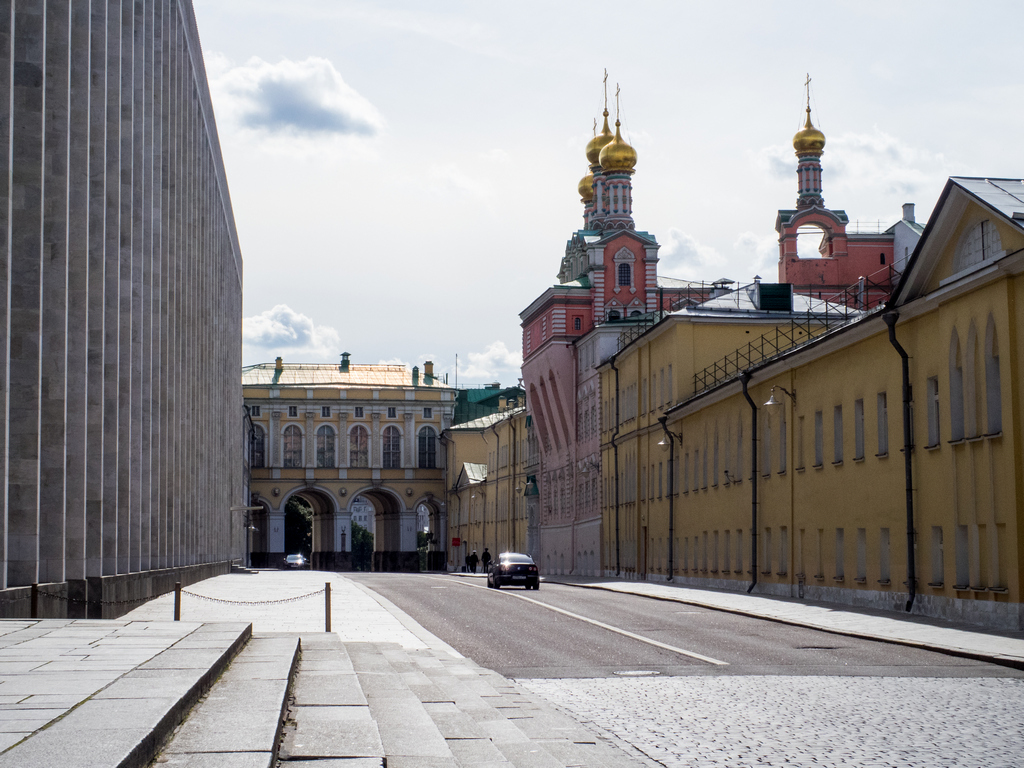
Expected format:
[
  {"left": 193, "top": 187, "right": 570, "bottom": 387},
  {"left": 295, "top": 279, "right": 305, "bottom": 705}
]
[{"left": 764, "top": 385, "right": 796, "bottom": 407}]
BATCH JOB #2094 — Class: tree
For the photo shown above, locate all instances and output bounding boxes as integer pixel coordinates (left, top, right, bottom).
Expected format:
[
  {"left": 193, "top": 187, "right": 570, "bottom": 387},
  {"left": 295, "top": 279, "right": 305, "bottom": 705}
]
[
  {"left": 284, "top": 496, "right": 313, "bottom": 558},
  {"left": 351, "top": 521, "right": 373, "bottom": 572}
]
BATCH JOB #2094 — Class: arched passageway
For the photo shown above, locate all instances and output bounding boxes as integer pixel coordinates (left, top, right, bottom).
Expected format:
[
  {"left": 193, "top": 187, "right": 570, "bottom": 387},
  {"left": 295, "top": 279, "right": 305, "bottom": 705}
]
[{"left": 358, "top": 488, "right": 419, "bottom": 572}]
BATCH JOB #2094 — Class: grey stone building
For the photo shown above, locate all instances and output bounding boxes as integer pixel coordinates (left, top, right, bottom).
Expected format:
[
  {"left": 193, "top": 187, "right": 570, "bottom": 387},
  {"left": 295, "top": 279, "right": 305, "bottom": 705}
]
[{"left": 0, "top": 0, "right": 244, "bottom": 615}]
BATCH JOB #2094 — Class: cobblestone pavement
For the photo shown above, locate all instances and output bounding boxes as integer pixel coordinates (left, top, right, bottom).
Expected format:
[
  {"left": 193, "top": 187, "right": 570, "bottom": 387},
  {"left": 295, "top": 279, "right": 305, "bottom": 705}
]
[{"left": 519, "top": 676, "right": 1024, "bottom": 767}]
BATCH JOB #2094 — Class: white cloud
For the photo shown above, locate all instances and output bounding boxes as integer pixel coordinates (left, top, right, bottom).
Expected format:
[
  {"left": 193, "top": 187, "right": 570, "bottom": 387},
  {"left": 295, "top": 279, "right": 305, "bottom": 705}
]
[
  {"left": 243, "top": 304, "right": 341, "bottom": 362},
  {"left": 658, "top": 227, "right": 727, "bottom": 281},
  {"left": 733, "top": 231, "right": 780, "bottom": 278},
  {"left": 425, "top": 163, "right": 493, "bottom": 199},
  {"left": 750, "top": 128, "right": 959, "bottom": 216},
  {"left": 457, "top": 340, "right": 522, "bottom": 385},
  {"left": 209, "top": 56, "right": 384, "bottom": 155}
]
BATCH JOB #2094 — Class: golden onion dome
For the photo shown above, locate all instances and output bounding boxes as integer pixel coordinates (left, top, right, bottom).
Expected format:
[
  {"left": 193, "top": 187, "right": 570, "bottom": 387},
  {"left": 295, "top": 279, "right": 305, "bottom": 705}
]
[
  {"left": 578, "top": 171, "right": 595, "bottom": 202},
  {"left": 585, "top": 111, "right": 614, "bottom": 165},
  {"left": 793, "top": 106, "right": 826, "bottom": 154},
  {"left": 598, "top": 119, "right": 637, "bottom": 173}
]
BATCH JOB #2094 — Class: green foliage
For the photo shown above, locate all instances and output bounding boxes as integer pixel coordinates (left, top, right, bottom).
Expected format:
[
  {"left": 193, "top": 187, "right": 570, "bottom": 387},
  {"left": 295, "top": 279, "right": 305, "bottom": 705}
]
[
  {"left": 351, "top": 521, "right": 373, "bottom": 572},
  {"left": 417, "top": 530, "right": 430, "bottom": 570}
]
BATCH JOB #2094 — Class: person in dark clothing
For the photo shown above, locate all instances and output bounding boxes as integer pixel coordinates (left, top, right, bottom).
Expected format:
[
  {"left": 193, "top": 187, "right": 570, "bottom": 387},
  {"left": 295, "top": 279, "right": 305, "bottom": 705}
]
[
  {"left": 480, "top": 548, "right": 492, "bottom": 572},
  {"left": 467, "top": 550, "right": 479, "bottom": 573}
]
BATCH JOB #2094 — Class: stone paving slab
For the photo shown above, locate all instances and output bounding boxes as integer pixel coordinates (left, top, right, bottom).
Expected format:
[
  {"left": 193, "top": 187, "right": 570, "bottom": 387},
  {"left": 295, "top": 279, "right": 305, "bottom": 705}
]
[{"left": 0, "top": 619, "right": 250, "bottom": 768}]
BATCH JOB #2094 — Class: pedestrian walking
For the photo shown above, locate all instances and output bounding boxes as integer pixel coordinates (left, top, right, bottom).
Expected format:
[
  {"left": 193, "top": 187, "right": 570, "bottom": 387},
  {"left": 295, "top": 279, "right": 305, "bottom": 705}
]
[
  {"left": 468, "top": 550, "right": 479, "bottom": 573},
  {"left": 481, "top": 548, "right": 492, "bottom": 573}
]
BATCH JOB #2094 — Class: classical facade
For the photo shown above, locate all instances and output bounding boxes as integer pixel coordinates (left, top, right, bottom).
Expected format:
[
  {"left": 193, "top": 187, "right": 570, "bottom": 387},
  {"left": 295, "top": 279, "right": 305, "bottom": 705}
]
[
  {"left": 600, "top": 176, "right": 1024, "bottom": 629},
  {"left": 444, "top": 404, "right": 537, "bottom": 569},
  {"left": 0, "top": 0, "right": 245, "bottom": 617},
  {"left": 244, "top": 357, "right": 455, "bottom": 571}
]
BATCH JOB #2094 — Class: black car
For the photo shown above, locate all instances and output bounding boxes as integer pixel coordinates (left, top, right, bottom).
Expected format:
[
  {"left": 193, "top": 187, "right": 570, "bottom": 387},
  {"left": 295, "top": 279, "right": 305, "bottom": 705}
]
[{"left": 487, "top": 552, "right": 540, "bottom": 590}]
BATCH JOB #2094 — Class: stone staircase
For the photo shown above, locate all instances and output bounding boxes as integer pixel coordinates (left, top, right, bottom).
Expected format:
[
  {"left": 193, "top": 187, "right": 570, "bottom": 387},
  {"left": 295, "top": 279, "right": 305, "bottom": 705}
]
[{"left": 154, "top": 632, "right": 651, "bottom": 768}]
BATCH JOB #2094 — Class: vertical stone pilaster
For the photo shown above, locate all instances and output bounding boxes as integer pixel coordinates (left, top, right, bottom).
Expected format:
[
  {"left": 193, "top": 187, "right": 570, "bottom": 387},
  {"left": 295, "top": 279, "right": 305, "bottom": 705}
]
[
  {"left": 404, "top": 412, "right": 414, "bottom": 468},
  {"left": 338, "top": 412, "right": 348, "bottom": 468},
  {"left": 7, "top": 0, "right": 46, "bottom": 587},
  {"left": 0, "top": 0, "right": 14, "bottom": 589},
  {"left": 305, "top": 411, "right": 314, "bottom": 468},
  {"left": 371, "top": 412, "right": 381, "bottom": 469},
  {"left": 271, "top": 411, "right": 281, "bottom": 467}
]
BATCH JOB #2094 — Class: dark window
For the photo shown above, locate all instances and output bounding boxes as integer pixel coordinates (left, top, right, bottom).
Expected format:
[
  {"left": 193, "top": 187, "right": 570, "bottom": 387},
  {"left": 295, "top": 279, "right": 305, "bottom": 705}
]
[
  {"left": 349, "top": 426, "right": 369, "bottom": 467},
  {"left": 248, "top": 405, "right": 261, "bottom": 417},
  {"left": 573, "top": 317, "right": 581, "bottom": 331},
  {"left": 321, "top": 406, "right": 331, "bottom": 417},
  {"left": 288, "top": 405, "right": 298, "bottom": 418},
  {"left": 880, "top": 252, "right": 886, "bottom": 265},
  {"left": 617, "top": 262, "right": 631, "bottom": 287},
  {"left": 316, "top": 425, "right": 335, "bottom": 468},
  {"left": 283, "top": 425, "right": 302, "bottom": 467},
  {"left": 354, "top": 406, "right": 364, "bottom": 418},
  {"left": 387, "top": 406, "right": 397, "bottom": 419},
  {"left": 383, "top": 426, "right": 401, "bottom": 469},
  {"left": 250, "top": 425, "right": 265, "bottom": 468},
  {"left": 418, "top": 427, "right": 437, "bottom": 468}
]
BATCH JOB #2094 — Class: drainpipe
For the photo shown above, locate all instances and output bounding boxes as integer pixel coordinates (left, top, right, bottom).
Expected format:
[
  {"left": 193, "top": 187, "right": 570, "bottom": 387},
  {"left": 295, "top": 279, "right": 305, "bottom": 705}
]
[
  {"left": 657, "top": 416, "right": 676, "bottom": 581},
  {"left": 610, "top": 357, "right": 622, "bottom": 577},
  {"left": 740, "top": 372, "right": 758, "bottom": 593},
  {"left": 883, "top": 312, "right": 917, "bottom": 612}
]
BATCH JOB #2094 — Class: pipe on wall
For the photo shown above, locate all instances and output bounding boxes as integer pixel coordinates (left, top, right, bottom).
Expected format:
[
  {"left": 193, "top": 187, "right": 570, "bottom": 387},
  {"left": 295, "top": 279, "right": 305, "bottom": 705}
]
[
  {"left": 657, "top": 416, "right": 676, "bottom": 581},
  {"left": 610, "top": 357, "right": 622, "bottom": 577},
  {"left": 740, "top": 372, "right": 758, "bottom": 594},
  {"left": 882, "top": 312, "right": 917, "bottom": 613}
]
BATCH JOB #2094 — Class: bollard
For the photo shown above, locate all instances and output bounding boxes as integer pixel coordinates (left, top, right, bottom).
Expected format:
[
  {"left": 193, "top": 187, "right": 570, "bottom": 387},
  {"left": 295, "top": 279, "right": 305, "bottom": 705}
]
[
  {"left": 30, "top": 584, "right": 38, "bottom": 619},
  {"left": 174, "top": 582, "right": 182, "bottom": 621},
  {"left": 325, "top": 582, "right": 332, "bottom": 633}
]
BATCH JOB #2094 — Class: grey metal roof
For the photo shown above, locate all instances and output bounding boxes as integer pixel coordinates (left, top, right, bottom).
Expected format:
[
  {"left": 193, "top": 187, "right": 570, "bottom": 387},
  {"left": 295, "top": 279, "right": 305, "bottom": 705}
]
[
  {"left": 448, "top": 406, "right": 525, "bottom": 431},
  {"left": 949, "top": 177, "right": 1024, "bottom": 222},
  {"left": 461, "top": 463, "right": 487, "bottom": 484},
  {"left": 242, "top": 362, "right": 455, "bottom": 390},
  {"left": 679, "top": 282, "right": 858, "bottom": 320}
]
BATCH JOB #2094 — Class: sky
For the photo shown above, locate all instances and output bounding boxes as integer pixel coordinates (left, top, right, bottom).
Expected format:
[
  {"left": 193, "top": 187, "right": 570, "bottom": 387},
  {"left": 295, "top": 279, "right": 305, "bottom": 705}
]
[{"left": 191, "top": 0, "right": 1024, "bottom": 388}]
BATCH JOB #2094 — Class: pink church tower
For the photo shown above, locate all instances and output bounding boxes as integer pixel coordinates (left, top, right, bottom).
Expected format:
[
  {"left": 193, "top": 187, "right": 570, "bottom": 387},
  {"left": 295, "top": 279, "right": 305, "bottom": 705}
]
[{"left": 777, "top": 80, "right": 898, "bottom": 294}]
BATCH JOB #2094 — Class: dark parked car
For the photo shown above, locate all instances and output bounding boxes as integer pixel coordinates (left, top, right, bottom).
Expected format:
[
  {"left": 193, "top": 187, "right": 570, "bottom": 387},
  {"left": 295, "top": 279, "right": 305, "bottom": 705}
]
[{"left": 487, "top": 552, "right": 539, "bottom": 590}]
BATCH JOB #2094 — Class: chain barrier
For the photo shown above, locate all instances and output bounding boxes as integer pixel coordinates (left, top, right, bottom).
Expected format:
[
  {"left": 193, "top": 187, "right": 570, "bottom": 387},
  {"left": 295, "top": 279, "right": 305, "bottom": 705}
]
[
  {"left": 0, "top": 587, "right": 176, "bottom": 607},
  {"left": 179, "top": 587, "right": 325, "bottom": 606}
]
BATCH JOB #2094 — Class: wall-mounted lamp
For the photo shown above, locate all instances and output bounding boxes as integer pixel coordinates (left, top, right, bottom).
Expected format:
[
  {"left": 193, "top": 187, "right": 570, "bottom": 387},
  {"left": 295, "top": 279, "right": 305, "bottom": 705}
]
[{"left": 764, "top": 385, "right": 796, "bottom": 407}]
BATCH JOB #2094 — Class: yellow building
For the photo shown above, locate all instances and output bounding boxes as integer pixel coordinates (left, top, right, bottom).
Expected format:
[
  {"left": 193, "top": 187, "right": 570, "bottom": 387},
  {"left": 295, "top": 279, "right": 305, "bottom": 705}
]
[
  {"left": 601, "top": 177, "right": 1024, "bottom": 629},
  {"left": 444, "top": 404, "right": 538, "bottom": 569},
  {"left": 243, "top": 355, "right": 455, "bottom": 571}
]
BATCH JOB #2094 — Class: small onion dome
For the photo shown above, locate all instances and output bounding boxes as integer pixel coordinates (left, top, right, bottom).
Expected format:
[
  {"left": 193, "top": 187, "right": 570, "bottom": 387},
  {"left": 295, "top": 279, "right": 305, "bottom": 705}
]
[
  {"left": 578, "top": 171, "right": 595, "bottom": 202},
  {"left": 792, "top": 106, "right": 825, "bottom": 154},
  {"left": 598, "top": 119, "right": 637, "bottom": 173},
  {"left": 585, "top": 111, "right": 614, "bottom": 166}
]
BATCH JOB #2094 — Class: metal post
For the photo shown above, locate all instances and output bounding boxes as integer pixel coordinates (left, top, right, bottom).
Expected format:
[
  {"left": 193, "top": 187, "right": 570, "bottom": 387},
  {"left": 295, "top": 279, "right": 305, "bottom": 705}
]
[
  {"left": 174, "top": 582, "right": 182, "bottom": 621},
  {"left": 30, "top": 584, "right": 38, "bottom": 619},
  {"left": 325, "top": 582, "right": 332, "bottom": 632}
]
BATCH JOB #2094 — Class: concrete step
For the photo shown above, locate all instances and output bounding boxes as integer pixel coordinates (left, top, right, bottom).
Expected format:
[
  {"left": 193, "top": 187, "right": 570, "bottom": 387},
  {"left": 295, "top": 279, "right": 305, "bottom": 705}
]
[
  {"left": 156, "top": 634, "right": 299, "bottom": 767},
  {"left": 0, "top": 621, "right": 251, "bottom": 768}
]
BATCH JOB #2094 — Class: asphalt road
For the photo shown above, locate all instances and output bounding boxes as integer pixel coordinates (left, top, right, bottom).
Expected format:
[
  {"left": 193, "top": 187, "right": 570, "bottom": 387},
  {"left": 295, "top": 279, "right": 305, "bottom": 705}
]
[{"left": 348, "top": 572, "right": 1024, "bottom": 680}]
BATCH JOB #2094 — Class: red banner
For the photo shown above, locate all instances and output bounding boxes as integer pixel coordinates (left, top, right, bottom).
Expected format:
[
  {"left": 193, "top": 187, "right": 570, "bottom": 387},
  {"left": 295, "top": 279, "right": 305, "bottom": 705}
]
[{"left": 451, "top": 537, "right": 461, "bottom": 547}]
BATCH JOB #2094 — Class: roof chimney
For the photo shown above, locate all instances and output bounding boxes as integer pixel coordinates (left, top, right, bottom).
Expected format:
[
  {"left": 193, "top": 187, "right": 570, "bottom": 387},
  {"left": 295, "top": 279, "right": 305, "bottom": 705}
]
[
  {"left": 275, "top": 357, "right": 283, "bottom": 372},
  {"left": 412, "top": 366, "right": 419, "bottom": 386},
  {"left": 902, "top": 203, "right": 915, "bottom": 223},
  {"left": 499, "top": 396, "right": 507, "bottom": 411},
  {"left": 339, "top": 352, "right": 350, "bottom": 373}
]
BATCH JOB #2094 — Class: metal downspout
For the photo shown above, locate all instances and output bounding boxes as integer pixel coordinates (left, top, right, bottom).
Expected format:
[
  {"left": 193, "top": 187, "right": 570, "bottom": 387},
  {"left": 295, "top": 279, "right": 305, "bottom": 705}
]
[
  {"left": 741, "top": 372, "right": 758, "bottom": 593},
  {"left": 658, "top": 416, "right": 675, "bottom": 581},
  {"left": 610, "top": 357, "right": 621, "bottom": 577},
  {"left": 883, "top": 312, "right": 917, "bottom": 612}
]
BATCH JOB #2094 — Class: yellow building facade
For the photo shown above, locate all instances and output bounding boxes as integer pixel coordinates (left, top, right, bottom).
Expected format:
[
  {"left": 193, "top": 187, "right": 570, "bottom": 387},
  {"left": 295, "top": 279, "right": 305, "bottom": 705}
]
[
  {"left": 444, "top": 405, "right": 537, "bottom": 569},
  {"left": 600, "top": 177, "right": 1024, "bottom": 629},
  {"left": 243, "top": 356, "right": 455, "bottom": 571}
]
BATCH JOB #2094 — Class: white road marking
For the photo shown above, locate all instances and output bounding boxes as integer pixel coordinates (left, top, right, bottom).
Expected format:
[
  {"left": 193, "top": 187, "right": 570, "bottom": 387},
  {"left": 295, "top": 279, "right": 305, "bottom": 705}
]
[{"left": 444, "top": 576, "right": 728, "bottom": 666}]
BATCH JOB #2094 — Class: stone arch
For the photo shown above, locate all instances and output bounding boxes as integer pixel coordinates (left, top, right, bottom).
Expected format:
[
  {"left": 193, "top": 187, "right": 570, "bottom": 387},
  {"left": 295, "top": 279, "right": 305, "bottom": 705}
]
[
  {"left": 281, "top": 485, "right": 340, "bottom": 570},
  {"left": 413, "top": 494, "right": 447, "bottom": 571},
  {"left": 350, "top": 485, "right": 419, "bottom": 572}
]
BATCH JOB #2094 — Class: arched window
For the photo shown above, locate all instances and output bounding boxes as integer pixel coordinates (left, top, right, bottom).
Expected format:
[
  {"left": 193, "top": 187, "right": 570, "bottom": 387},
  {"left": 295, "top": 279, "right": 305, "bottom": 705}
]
[
  {"left": 349, "top": 425, "right": 369, "bottom": 468},
  {"left": 985, "top": 315, "right": 1002, "bottom": 434},
  {"left": 250, "top": 424, "right": 265, "bottom": 468},
  {"left": 316, "top": 425, "right": 335, "bottom": 468},
  {"left": 383, "top": 426, "right": 401, "bottom": 469},
  {"left": 418, "top": 427, "right": 437, "bottom": 468},
  {"left": 949, "top": 330, "right": 964, "bottom": 441},
  {"left": 617, "top": 262, "right": 631, "bottom": 287},
  {"left": 954, "top": 219, "right": 1004, "bottom": 273},
  {"left": 282, "top": 425, "right": 302, "bottom": 468},
  {"left": 607, "top": 309, "right": 620, "bottom": 321}
]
